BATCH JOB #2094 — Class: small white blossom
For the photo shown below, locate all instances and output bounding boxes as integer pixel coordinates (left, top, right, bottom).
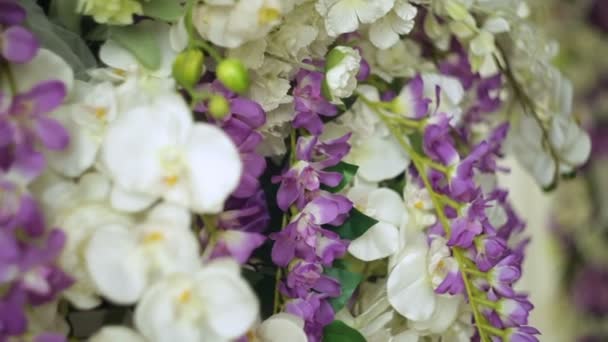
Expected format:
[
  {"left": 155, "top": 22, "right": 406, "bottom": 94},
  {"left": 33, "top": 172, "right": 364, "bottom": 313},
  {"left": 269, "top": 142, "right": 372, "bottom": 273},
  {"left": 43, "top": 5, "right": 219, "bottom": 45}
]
[{"left": 316, "top": 0, "right": 395, "bottom": 37}]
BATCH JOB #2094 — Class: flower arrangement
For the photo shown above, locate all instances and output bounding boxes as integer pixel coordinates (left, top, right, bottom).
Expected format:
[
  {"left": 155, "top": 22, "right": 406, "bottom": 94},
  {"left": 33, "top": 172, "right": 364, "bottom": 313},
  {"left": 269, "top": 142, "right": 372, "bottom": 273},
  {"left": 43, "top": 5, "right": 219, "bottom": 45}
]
[{"left": 0, "top": 0, "right": 591, "bottom": 341}]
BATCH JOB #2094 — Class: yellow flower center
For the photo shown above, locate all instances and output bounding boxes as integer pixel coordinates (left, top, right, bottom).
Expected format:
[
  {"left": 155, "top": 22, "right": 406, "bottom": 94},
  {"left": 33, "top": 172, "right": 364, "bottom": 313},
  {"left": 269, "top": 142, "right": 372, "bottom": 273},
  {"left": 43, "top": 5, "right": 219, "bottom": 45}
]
[
  {"left": 143, "top": 231, "right": 165, "bottom": 244},
  {"left": 178, "top": 289, "right": 192, "bottom": 304},
  {"left": 163, "top": 175, "right": 179, "bottom": 187},
  {"left": 258, "top": 6, "right": 280, "bottom": 24},
  {"left": 414, "top": 200, "right": 425, "bottom": 210},
  {"left": 94, "top": 107, "right": 108, "bottom": 120}
]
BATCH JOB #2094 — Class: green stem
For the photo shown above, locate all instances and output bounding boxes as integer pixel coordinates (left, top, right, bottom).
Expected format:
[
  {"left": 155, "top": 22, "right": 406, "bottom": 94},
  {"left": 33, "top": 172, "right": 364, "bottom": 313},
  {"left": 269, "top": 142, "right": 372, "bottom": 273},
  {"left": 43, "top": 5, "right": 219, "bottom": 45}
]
[
  {"left": 200, "top": 215, "right": 219, "bottom": 260},
  {"left": 1, "top": 62, "right": 17, "bottom": 95},
  {"left": 265, "top": 52, "right": 321, "bottom": 72},
  {"left": 479, "top": 324, "right": 507, "bottom": 338}
]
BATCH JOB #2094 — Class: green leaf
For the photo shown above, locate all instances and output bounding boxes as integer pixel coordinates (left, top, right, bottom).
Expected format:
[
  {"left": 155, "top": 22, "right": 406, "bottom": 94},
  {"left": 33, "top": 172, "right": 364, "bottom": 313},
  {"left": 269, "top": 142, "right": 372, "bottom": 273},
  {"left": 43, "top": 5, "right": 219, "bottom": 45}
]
[
  {"left": 324, "top": 267, "right": 363, "bottom": 312},
  {"left": 109, "top": 22, "right": 161, "bottom": 70},
  {"left": 142, "top": 0, "right": 184, "bottom": 22},
  {"left": 323, "top": 162, "right": 359, "bottom": 193},
  {"left": 333, "top": 207, "right": 378, "bottom": 240},
  {"left": 50, "top": 0, "right": 81, "bottom": 34},
  {"left": 323, "top": 320, "right": 366, "bottom": 342}
]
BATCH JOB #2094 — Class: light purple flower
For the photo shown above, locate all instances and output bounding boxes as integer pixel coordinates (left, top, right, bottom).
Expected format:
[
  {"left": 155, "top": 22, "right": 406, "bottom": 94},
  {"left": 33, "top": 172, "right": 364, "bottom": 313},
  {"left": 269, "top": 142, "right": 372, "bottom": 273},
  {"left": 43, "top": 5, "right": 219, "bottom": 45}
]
[
  {"left": 6, "top": 81, "right": 69, "bottom": 151},
  {"left": 285, "top": 292, "right": 334, "bottom": 342},
  {"left": 209, "top": 230, "right": 266, "bottom": 264},
  {"left": 282, "top": 260, "right": 340, "bottom": 299},
  {"left": 0, "top": 0, "right": 26, "bottom": 26},
  {"left": 423, "top": 114, "right": 460, "bottom": 166},
  {"left": 292, "top": 70, "right": 338, "bottom": 135}
]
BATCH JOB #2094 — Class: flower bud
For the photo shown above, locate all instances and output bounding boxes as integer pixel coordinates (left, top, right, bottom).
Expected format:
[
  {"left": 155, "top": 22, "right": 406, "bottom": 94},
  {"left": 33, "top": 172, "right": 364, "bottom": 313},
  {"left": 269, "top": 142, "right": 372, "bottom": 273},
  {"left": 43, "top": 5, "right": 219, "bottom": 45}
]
[
  {"left": 172, "top": 49, "right": 205, "bottom": 89},
  {"left": 216, "top": 58, "right": 249, "bottom": 93},
  {"left": 208, "top": 95, "right": 230, "bottom": 119},
  {"left": 323, "top": 46, "right": 361, "bottom": 101}
]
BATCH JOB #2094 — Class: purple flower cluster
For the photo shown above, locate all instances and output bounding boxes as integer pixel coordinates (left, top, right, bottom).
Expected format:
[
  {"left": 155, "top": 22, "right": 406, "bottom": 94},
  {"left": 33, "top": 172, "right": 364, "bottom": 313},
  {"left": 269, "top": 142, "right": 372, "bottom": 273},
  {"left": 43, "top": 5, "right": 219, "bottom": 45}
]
[
  {"left": 410, "top": 74, "right": 538, "bottom": 340},
  {"left": 0, "top": 2, "right": 72, "bottom": 340},
  {"left": 270, "top": 70, "right": 353, "bottom": 341},
  {"left": 198, "top": 82, "right": 270, "bottom": 263}
]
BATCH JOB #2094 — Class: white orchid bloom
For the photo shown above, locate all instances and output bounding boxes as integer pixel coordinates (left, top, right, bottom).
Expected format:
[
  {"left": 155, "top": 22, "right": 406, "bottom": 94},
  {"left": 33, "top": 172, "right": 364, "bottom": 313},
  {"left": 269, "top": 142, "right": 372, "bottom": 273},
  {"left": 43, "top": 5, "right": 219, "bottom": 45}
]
[
  {"left": 387, "top": 234, "right": 462, "bottom": 325},
  {"left": 369, "top": 0, "right": 417, "bottom": 49},
  {"left": 134, "top": 259, "right": 259, "bottom": 342},
  {"left": 347, "top": 186, "right": 404, "bottom": 261},
  {"left": 101, "top": 92, "right": 242, "bottom": 213},
  {"left": 316, "top": 0, "right": 395, "bottom": 37},
  {"left": 85, "top": 203, "right": 201, "bottom": 304},
  {"left": 420, "top": 73, "right": 465, "bottom": 125},
  {"left": 39, "top": 172, "right": 133, "bottom": 309}
]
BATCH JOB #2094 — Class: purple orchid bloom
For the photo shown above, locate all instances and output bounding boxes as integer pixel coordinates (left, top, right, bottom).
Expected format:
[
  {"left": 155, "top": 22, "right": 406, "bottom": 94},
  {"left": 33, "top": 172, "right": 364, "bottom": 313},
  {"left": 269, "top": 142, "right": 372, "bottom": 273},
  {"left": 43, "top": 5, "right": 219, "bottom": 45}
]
[{"left": 292, "top": 70, "right": 338, "bottom": 135}]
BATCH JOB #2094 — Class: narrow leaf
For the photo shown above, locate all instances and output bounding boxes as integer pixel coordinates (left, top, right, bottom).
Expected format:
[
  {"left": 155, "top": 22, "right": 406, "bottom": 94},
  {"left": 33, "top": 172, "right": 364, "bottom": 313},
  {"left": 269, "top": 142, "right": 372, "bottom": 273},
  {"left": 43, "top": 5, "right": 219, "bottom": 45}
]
[
  {"left": 333, "top": 207, "right": 378, "bottom": 240},
  {"left": 323, "top": 320, "right": 366, "bottom": 342},
  {"left": 324, "top": 267, "right": 363, "bottom": 312},
  {"left": 323, "top": 161, "right": 359, "bottom": 193},
  {"left": 142, "top": 0, "right": 184, "bottom": 21},
  {"left": 109, "top": 23, "right": 161, "bottom": 70}
]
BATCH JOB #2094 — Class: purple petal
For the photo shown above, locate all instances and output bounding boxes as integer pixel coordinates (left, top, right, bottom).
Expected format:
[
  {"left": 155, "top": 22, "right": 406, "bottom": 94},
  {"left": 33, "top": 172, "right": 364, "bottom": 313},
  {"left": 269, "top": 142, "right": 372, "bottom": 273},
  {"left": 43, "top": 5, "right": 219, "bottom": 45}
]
[
  {"left": 23, "top": 81, "right": 67, "bottom": 115},
  {"left": 34, "top": 116, "right": 69, "bottom": 150},
  {"left": 1, "top": 26, "right": 39, "bottom": 63}
]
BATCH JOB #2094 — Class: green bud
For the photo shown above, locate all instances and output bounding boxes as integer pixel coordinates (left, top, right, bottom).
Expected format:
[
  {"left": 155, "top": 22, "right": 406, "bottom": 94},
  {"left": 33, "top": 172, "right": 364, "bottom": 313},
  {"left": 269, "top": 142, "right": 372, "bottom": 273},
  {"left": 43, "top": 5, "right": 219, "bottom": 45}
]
[
  {"left": 208, "top": 95, "right": 230, "bottom": 119},
  {"left": 216, "top": 58, "right": 249, "bottom": 93},
  {"left": 172, "top": 49, "right": 205, "bottom": 89}
]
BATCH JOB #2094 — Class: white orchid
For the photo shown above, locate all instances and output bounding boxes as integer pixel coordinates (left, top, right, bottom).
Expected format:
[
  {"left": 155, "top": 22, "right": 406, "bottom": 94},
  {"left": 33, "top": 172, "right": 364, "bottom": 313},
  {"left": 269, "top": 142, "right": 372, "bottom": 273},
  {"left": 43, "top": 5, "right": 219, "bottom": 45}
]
[
  {"left": 134, "top": 259, "right": 259, "bottom": 342},
  {"left": 85, "top": 203, "right": 201, "bottom": 304},
  {"left": 101, "top": 92, "right": 242, "bottom": 213},
  {"left": 347, "top": 186, "right": 404, "bottom": 261},
  {"left": 316, "top": 0, "right": 396, "bottom": 37},
  {"left": 38, "top": 172, "right": 133, "bottom": 309}
]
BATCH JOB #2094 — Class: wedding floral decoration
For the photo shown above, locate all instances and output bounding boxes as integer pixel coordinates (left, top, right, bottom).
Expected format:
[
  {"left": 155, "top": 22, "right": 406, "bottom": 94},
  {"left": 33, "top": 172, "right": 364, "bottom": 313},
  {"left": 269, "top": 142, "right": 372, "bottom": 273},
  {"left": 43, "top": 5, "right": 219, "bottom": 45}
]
[{"left": 0, "top": 0, "right": 591, "bottom": 341}]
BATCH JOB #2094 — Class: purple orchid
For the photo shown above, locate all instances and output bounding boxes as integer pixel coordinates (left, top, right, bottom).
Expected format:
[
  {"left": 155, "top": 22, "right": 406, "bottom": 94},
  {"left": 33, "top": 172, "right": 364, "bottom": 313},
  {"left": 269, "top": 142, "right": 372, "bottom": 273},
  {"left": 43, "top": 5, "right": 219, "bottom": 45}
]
[
  {"left": 423, "top": 114, "right": 460, "bottom": 166},
  {"left": 281, "top": 260, "right": 341, "bottom": 299}
]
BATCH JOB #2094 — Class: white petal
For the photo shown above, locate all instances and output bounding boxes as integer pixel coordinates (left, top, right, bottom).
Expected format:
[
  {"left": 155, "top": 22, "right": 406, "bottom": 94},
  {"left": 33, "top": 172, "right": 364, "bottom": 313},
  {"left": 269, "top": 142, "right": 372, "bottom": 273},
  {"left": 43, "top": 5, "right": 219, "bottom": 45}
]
[
  {"left": 369, "top": 18, "right": 400, "bottom": 50},
  {"left": 258, "top": 313, "right": 307, "bottom": 342},
  {"left": 170, "top": 18, "right": 189, "bottom": 52},
  {"left": 135, "top": 275, "right": 204, "bottom": 342},
  {"left": 90, "top": 327, "right": 146, "bottom": 342},
  {"left": 348, "top": 221, "right": 400, "bottom": 261},
  {"left": 99, "top": 40, "right": 140, "bottom": 73},
  {"left": 78, "top": 172, "right": 111, "bottom": 202},
  {"left": 349, "top": 136, "right": 409, "bottom": 182},
  {"left": 387, "top": 235, "right": 435, "bottom": 321},
  {"left": 324, "top": 1, "right": 359, "bottom": 36},
  {"left": 86, "top": 224, "right": 147, "bottom": 304},
  {"left": 102, "top": 94, "right": 192, "bottom": 196},
  {"left": 185, "top": 123, "right": 242, "bottom": 214},
  {"left": 47, "top": 106, "right": 100, "bottom": 177},
  {"left": 110, "top": 185, "right": 157, "bottom": 213},
  {"left": 409, "top": 295, "right": 462, "bottom": 334},
  {"left": 9, "top": 49, "right": 74, "bottom": 93},
  {"left": 393, "top": 330, "right": 422, "bottom": 342},
  {"left": 367, "top": 188, "right": 404, "bottom": 226},
  {"left": 195, "top": 265, "right": 259, "bottom": 339},
  {"left": 146, "top": 202, "right": 192, "bottom": 229},
  {"left": 356, "top": 0, "right": 395, "bottom": 24}
]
